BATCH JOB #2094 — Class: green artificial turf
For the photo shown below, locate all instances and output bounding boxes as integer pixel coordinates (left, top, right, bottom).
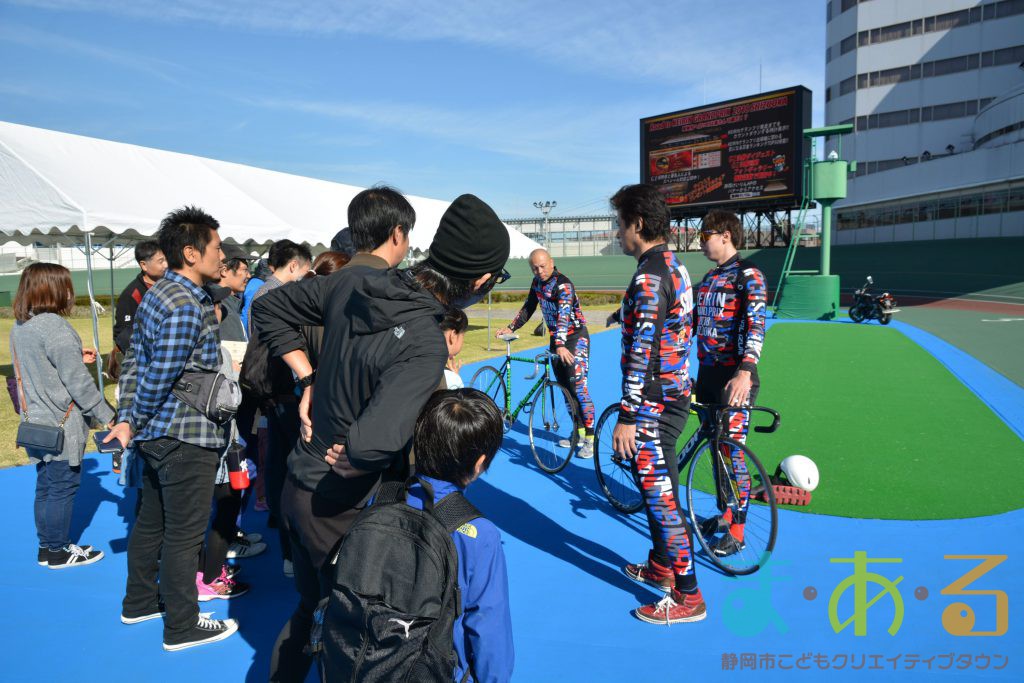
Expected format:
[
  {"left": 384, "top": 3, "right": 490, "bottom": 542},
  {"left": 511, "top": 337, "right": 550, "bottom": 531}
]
[{"left": 680, "top": 323, "right": 1024, "bottom": 520}]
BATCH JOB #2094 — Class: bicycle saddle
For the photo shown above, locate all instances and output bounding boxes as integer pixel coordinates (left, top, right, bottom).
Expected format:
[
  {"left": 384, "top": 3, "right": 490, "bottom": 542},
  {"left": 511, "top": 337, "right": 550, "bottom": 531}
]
[{"left": 498, "top": 334, "right": 519, "bottom": 342}]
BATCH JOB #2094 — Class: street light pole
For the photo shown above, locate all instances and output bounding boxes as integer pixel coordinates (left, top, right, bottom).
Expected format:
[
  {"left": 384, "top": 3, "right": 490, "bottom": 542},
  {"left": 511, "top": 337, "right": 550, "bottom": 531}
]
[{"left": 533, "top": 200, "right": 557, "bottom": 249}]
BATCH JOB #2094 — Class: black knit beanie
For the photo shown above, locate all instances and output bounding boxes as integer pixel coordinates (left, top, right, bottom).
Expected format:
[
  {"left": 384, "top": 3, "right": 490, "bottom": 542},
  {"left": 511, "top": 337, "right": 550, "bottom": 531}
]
[{"left": 426, "top": 194, "right": 510, "bottom": 279}]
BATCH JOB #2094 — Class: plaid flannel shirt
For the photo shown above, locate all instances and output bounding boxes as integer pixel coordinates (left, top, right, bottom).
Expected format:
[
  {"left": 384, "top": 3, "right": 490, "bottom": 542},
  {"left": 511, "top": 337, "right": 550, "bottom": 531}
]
[{"left": 116, "top": 270, "right": 225, "bottom": 449}]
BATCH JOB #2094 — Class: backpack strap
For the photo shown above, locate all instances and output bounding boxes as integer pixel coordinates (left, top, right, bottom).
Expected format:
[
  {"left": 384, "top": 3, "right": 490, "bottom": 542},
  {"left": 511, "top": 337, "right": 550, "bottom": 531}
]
[
  {"left": 431, "top": 491, "right": 482, "bottom": 534},
  {"left": 373, "top": 479, "right": 408, "bottom": 506}
]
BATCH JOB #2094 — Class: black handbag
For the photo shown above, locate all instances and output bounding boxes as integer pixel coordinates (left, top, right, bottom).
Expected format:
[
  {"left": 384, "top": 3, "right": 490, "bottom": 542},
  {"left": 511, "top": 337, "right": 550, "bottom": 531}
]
[{"left": 12, "top": 343, "right": 72, "bottom": 453}]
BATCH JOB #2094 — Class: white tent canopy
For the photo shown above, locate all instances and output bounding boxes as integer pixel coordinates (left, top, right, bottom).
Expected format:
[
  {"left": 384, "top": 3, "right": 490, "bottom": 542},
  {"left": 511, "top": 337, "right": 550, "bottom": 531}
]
[
  {"left": 0, "top": 120, "right": 541, "bottom": 256},
  {"left": 0, "top": 120, "right": 542, "bottom": 392}
]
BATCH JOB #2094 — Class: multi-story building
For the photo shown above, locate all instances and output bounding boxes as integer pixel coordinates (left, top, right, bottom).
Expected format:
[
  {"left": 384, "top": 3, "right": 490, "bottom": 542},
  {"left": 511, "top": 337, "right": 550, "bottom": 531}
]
[{"left": 825, "top": 0, "right": 1024, "bottom": 243}]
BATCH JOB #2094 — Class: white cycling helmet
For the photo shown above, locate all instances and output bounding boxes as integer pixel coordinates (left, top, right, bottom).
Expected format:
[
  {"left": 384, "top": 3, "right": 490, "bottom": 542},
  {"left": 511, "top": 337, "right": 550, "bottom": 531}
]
[{"left": 780, "top": 455, "right": 819, "bottom": 492}]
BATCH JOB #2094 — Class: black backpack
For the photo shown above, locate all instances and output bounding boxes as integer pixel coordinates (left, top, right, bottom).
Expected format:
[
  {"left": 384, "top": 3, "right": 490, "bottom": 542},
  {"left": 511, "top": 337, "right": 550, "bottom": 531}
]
[
  {"left": 238, "top": 335, "right": 296, "bottom": 402},
  {"left": 312, "top": 477, "right": 481, "bottom": 683}
]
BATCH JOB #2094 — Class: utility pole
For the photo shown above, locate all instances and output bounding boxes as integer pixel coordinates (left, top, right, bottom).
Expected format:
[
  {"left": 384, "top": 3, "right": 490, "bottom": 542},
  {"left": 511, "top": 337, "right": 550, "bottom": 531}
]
[{"left": 533, "top": 200, "right": 557, "bottom": 249}]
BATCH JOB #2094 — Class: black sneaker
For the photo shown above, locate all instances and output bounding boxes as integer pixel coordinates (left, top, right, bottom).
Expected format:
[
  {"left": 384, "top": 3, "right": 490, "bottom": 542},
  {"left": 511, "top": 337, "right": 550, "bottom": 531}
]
[
  {"left": 709, "top": 533, "right": 746, "bottom": 558},
  {"left": 121, "top": 604, "right": 167, "bottom": 624},
  {"left": 48, "top": 544, "right": 104, "bottom": 569},
  {"left": 698, "top": 515, "right": 727, "bottom": 538},
  {"left": 163, "top": 614, "right": 239, "bottom": 651},
  {"left": 38, "top": 544, "right": 93, "bottom": 566}
]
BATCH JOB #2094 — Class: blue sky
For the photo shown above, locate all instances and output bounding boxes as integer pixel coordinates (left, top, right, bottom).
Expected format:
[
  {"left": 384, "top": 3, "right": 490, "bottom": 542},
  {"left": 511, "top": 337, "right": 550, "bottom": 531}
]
[{"left": 0, "top": 0, "right": 824, "bottom": 219}]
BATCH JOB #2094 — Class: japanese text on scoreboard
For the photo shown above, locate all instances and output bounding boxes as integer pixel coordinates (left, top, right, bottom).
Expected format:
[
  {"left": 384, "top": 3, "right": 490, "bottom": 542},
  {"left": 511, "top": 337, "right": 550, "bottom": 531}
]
[{"left": 640, "top": 86, "right": 811, "bottom": 215}]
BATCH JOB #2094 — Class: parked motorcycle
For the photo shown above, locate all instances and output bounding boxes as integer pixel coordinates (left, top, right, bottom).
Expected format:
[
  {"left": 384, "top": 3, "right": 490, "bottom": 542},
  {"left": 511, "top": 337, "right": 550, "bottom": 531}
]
[{"left": 849, "top": 276, "right": 900, "bottom": 325}]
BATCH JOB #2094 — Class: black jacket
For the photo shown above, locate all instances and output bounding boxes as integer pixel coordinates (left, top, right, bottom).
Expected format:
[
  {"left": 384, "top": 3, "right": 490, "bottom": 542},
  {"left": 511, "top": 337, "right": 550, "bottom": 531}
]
[
  {"left": 253, "top": 257, "right": 448, "bottom": 502},
  {"left": 113, "top": 272, "right": 150, "bottom": 352}
]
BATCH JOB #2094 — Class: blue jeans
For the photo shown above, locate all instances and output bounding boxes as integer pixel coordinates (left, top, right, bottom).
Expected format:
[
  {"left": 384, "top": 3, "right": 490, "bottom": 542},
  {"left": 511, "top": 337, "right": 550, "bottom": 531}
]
[{"left": 33, "top": 458, "right": 82, "bottom": 551}]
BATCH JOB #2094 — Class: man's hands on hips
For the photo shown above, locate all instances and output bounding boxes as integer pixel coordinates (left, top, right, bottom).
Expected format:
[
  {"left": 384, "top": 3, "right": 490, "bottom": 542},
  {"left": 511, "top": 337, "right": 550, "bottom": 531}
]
[
  {"left": 299, "top": 386, "right": 313, "bottom": 442},
  {"left": 324, "top": 443, "right": 371, "bottom": 479}
]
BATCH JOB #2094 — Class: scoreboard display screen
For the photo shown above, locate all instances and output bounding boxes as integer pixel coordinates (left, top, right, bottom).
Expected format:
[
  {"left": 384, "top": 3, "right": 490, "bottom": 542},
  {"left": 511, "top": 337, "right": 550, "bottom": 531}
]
[{"left": 640, "top": 86, "right": 811, "bottom": 215}]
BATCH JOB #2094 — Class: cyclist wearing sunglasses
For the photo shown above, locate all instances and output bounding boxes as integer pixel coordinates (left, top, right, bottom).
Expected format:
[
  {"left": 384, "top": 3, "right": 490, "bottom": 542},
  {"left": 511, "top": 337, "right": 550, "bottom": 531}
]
[
  {"left": 693, "top": 209, "right": 768, "bottom": 558},
  {"left": 609, "top": 183, "right": 705, "bottom": 625},
  {"left": 496, "top": 249, "right": 595, "bottom": 458}
]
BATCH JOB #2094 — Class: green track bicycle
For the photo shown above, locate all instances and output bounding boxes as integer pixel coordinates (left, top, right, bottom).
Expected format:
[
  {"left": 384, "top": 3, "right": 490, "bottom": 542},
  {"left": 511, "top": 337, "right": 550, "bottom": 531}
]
[{"left": 470, "top": 334, "right": 580, "bottom": 474}]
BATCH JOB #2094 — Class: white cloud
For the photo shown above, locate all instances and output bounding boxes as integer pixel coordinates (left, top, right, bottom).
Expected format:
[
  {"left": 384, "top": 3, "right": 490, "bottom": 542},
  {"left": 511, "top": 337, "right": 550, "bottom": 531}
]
[
  {"left": 243, "top": 94, "right": 639, "bottom": 176},
  {"left": 0, "top": 22, "right": 183, "bottom": 83},
  {"left": 5, "top": 0, "right": 824, "bottom": 92}
]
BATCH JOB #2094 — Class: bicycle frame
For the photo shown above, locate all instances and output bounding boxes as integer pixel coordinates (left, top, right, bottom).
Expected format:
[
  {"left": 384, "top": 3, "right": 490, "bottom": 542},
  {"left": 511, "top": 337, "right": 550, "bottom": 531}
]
[
  {"left": 679, "top": 402, "right": 781, "bottom": 469},
  {"left": 480, "top": 339, "right": 555, "bottom": 423}
]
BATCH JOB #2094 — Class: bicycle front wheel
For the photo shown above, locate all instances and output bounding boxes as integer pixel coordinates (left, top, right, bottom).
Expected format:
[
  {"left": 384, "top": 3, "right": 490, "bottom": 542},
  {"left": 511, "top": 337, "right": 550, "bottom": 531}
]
[
  {"left": 471, "top": 365, "right": 509, "bottom": 425},
  {"left": 593, "top": 403, "right": 644, "bottom": 514},
  {"left": 528, "top": 381, "right": 578, "bottom": 474},
  {"left": 686, "top": 437, "right": 777, "bottom": 576}
]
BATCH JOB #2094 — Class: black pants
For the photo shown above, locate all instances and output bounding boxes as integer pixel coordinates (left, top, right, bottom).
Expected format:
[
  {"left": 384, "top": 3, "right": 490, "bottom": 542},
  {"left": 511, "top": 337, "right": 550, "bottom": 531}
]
[
  {"left": 269, "top": 477, "right": 368, "bottom": 683},
  {"left": 198, "top": 483, "right": 242, "bottom": 583},
  {"left": 265, "top": 399, "right": 299, "bottom": 562},
  {"left": 123, "top": 438, "right": 219, "bottom": 642}
]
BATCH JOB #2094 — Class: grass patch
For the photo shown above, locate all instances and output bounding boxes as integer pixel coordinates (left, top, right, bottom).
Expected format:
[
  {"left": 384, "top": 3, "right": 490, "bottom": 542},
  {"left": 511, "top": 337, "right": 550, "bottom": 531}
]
[{"left": 699, "top": 323, "right": 1024, "bottom": 520}]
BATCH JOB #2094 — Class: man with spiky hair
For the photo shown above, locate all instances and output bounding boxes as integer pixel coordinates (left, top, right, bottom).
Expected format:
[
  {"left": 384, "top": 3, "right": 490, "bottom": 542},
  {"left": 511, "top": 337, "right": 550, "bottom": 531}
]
[{"left": 106, "top": 206, "right": 239, "bottom": 652}]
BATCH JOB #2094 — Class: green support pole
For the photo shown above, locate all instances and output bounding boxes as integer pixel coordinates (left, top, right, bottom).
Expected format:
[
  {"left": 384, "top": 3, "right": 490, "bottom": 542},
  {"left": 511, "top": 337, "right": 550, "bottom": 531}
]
[{"left": 821, "top": 203, "right": 832, "bottom": 276}]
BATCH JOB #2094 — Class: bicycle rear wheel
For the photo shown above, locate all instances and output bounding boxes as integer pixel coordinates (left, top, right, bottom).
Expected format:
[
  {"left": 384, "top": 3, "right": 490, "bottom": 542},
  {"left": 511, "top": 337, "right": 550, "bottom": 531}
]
[
  {"left": 528, "top": 381, "right": 578, "bottom": 474},
  {"left": 471, "top": 365, "right": 509, "bottom": 426},
  {"left": 685, "top": 437, "right": 777, "bottom": 575},
  {"left": 593, "top": 403, "right": 643, "bottom": 514}
]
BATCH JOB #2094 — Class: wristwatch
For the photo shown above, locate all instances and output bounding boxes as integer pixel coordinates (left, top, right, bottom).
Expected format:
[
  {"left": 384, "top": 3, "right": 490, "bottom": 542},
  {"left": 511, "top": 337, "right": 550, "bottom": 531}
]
[{"left": 296, "top": 370, "right": 316, "bottom": 389}]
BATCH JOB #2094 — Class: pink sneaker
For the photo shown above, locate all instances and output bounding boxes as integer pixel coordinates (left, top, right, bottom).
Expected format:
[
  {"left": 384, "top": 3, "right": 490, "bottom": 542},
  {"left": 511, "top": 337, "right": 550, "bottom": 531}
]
[{"left": 196, "top": 570, "right": 250, "bottom": 601}]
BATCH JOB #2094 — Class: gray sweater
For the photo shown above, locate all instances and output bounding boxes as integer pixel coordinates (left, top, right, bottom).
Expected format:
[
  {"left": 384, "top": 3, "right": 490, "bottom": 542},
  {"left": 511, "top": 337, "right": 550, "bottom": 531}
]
[{"left": 10, "top": 313, "right": 115, "bottom": 465}]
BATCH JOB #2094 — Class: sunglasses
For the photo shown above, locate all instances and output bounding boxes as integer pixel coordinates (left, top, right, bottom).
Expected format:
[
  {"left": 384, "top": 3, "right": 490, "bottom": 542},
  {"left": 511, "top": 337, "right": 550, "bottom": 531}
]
[
  {"left": 699, "top": 230, "right": 725, "bottom": 242},
  {"left": 477, "top": 268, "right": 511, "bottom": 296}
]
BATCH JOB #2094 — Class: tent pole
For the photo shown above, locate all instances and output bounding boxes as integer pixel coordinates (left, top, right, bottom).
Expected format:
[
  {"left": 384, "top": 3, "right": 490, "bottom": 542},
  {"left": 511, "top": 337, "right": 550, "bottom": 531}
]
[
  {"left": 109, "top": 246, "right": 117, "bottom": 339},
  {"left": 83, "top": 230, "right": 104, "bottom": 394}
]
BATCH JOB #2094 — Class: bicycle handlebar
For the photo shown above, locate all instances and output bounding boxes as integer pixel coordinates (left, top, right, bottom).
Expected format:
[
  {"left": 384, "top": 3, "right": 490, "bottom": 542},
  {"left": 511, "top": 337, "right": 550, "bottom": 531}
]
[
  {"left": 691, "top": 401, "right": 781, "bottom": 435},
  {"left": 523, "top": 352, "right": 552, "bottom": 380}
]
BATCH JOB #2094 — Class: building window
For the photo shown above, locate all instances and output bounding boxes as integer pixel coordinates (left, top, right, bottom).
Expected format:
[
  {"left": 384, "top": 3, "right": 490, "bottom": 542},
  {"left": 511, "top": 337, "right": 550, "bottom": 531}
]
[
  {"left": 826, "top": 86, "right": 832, "bottom": 102},
  {"left": 982, "top": 50, "right": 995, "bottom": 67},
  {"left": 932, "top": 102, "right": 967, "bottom": 120},
  {"left": 980, "top": 97, "right": 995, "bottom": 109},
  {"left": 840, "top": 76, "right": 856, "bottom": 95},
  {"left": 858, "top": 31, "right": 870, "bottom": 46},
  {"left": 982, "top": 190, "right": 1007, "bottom": 214},
  {"left": 937, "top": 199, "right": 958, "bottom": 220},
  {"left": 966, "top": 100, "right": 978, "bottom": 115},
  {"left": 921, "top": 106, "right": 933, "bottom": 122},
  {"left": 857, "top": 73, "right": 869, "bottom": 89},
  {"left": 826, "top": 46, "right": 832, "bottom": 62},
  {"left": 873, "top": 66, "right": 911, "bottom": 86},
  {"left": 841, "top": 0, "right": 858, "bottom": 12},
  {"left": 933, "top": 9, "right": 971, "bottom": 31},
  {"left": 984, "top": 2, "right": 997, "bottom": 20},
  {"left": 968, "top": 53, "right": 980, "bottom": 69},
  {"left": 840, "top": 34, "right": 857, "bottom": 54},
  {"left": 908, "top": 109, "right": 920, "bottom": 123},
  {"left": 877, "top": 21, "right": 912, "bottom": 43},
  {"left": 970, "top": 6, "right": 983, "bottom": 22},
  {"left": 877, "top": 110, "right": 910, "bottom": 128},
  {"left": 996, "top": 0, "right": 1024, "bottom": 19},
  {"left": 993, "top": 45, "right": 1024, "bottom": 66},
  {"left": 932, "top": 55, "right": 969, "bottom": 76},
  {"left": 827, "top": 1, "right": 832, "bottom": 22},
  {"left": 856, "top": 116, "right": 868, "bottom": 131}
]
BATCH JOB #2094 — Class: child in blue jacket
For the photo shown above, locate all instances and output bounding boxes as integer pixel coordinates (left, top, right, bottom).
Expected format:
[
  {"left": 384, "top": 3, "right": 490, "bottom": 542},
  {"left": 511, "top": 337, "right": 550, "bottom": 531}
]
[{"left": 406, "top": 389, "right": 514, "bottom": 683}]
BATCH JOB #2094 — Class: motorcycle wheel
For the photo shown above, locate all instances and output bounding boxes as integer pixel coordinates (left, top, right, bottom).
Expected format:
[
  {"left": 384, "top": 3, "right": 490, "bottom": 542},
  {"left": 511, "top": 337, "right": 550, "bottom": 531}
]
[
  {"left": 880, "top": 313, "right": 892, "bottom": 325},
  {"left": 849, "top": 304, "right": 865, "bottom": 323}
]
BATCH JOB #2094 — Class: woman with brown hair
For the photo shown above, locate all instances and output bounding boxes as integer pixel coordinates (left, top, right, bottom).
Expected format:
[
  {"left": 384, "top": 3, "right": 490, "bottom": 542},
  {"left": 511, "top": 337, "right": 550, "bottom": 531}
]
[{"left": 10, "top": 263, "right": 113, "bottom": 569}]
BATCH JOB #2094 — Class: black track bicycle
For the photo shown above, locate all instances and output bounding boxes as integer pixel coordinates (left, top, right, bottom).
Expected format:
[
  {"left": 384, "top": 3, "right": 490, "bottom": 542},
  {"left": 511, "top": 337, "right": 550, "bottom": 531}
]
[{"left": 592, "top": 400, "right": 780, "bottom": 575}]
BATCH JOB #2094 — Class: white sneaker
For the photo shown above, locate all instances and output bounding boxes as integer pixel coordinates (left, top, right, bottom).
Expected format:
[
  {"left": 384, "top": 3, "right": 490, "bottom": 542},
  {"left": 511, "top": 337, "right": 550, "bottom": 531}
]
[
  {"left": 283, "top": 559, "right": 294, "bottom": 578},
  {"left": 577, "top": 439, "right": 594, "bottom": 459},
  {"left": 557, "top": 438, "right": 572, "bottom": 448},
  {"left": 226, "top": 539, "right": 267, "bottom": 559}
]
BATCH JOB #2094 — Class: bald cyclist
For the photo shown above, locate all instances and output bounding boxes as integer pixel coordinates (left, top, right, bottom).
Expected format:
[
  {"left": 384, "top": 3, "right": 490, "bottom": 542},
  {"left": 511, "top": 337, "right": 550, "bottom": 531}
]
[{"left": 497, "top": 249, "right": 596, "bottom": 457}]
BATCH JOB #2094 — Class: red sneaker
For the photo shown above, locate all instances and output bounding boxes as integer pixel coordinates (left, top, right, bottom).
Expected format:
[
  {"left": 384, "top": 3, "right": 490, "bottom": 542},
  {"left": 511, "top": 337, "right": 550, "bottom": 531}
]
[
  {"left": 634, "top": 588, "right": 707, "bottom": 625},
  {"left": 623, "top": 551, "right": 674, "bottom": 592}
]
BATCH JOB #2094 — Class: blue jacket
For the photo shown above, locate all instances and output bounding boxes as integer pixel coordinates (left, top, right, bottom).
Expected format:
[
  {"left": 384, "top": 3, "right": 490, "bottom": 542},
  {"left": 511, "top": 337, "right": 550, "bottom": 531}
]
[
  {"left": 239, "top": 277, "right": 264, "bottom": 334},
  {"left": 406, "top": 476, "right": 514, "bottom": 683}
]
